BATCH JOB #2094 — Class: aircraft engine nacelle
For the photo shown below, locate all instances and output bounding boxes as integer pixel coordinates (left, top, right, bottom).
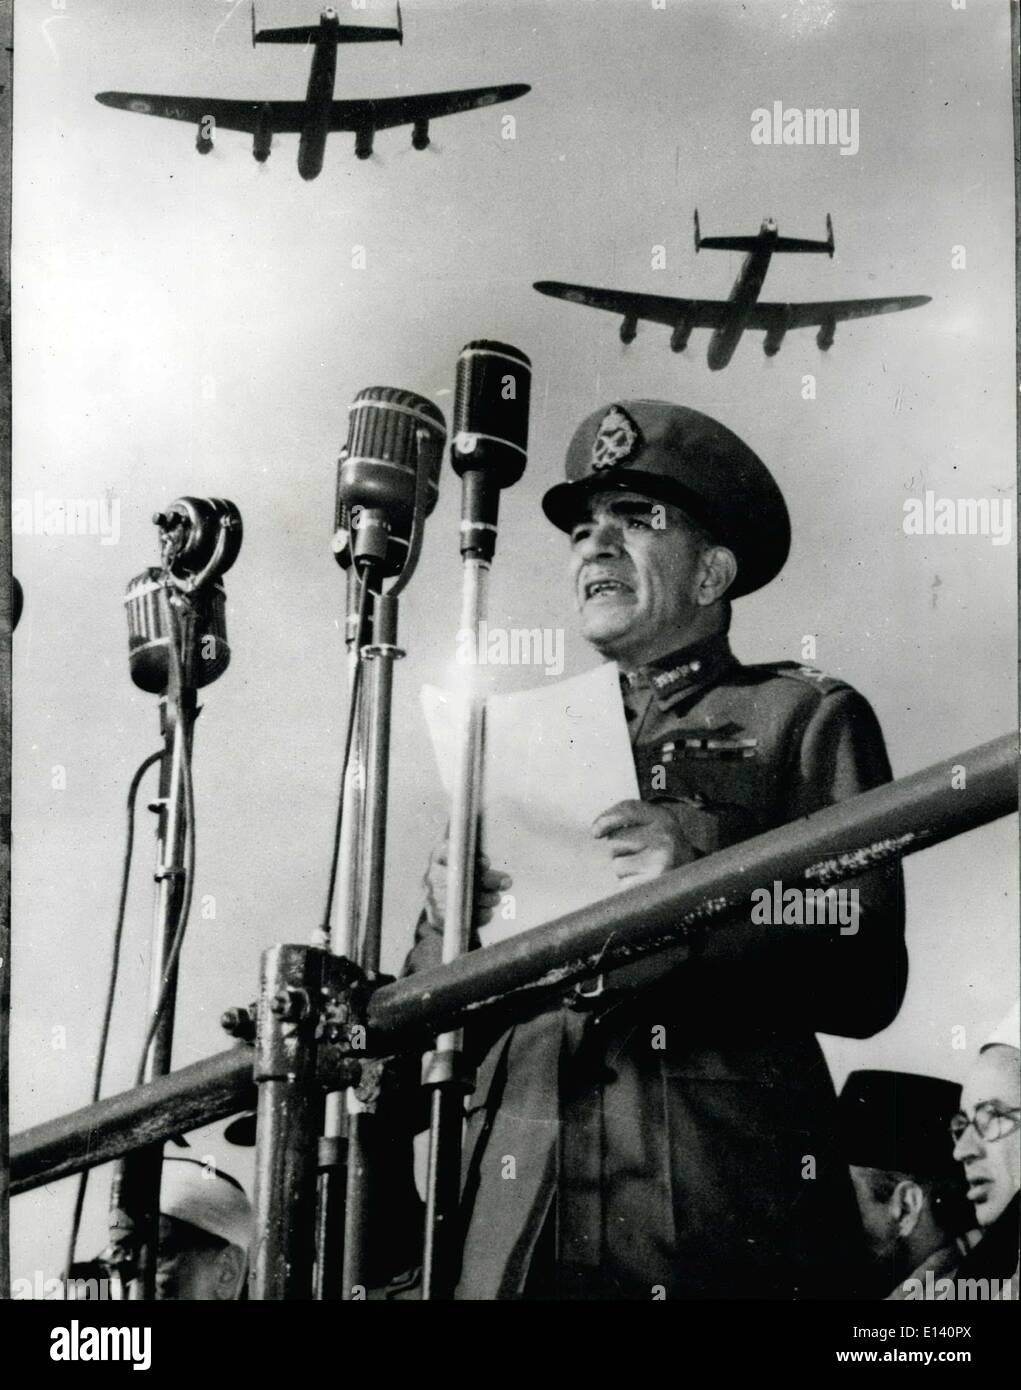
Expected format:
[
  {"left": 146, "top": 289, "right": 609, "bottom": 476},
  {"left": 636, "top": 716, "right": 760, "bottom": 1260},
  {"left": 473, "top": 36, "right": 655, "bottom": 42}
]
[
  {"left": 816, "top": 317, "right": 836, "bottom": 351},
  {"left": 195, "top": 119, "right": 214, "bottom": 155},
  {"left": 620, "top": 313, "right": 638, "bottom": 345},
  {"left": 412, "top": 118, "right": 430, "bottom": 151},
  {"left": 670, "top": 320, "right": 693, "bottom": 353},
  {"left": 355, "top": 126, "right": 375, "bottom": 160},
  {"left": 763, "top": 325, "right": 787, "bottom": 357},
  {"left": 253, "top": 105, "right": 273, "bottom": 163}
]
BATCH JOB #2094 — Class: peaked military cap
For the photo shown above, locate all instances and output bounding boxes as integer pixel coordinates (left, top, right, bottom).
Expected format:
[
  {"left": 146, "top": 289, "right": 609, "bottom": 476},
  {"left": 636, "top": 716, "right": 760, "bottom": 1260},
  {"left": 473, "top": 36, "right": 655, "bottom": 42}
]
[
  {"left": 838, "top": 1070, "right": 962, "bottom": 1180},
  {"left": 541, "top": 400, "right": 791, "bottom": 598}
]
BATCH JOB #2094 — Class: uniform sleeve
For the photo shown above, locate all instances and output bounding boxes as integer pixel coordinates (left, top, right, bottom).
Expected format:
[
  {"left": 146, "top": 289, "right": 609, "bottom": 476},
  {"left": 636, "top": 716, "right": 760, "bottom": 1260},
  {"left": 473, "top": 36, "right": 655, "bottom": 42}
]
[
  {"left": 693, "top": 687, "right": 907, "bottom": 1039},
  {"left": 790, "top": 685, "right": 895, "bottom": 816}
]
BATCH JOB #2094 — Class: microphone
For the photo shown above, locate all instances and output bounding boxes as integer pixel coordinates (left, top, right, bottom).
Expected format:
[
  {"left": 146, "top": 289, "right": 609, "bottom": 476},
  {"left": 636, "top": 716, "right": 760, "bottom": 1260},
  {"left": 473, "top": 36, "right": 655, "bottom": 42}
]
[
  {"left": 152, "top": 497, "right": 243, "bottom": 593},
  {"left": 125, "top": 497, "right": 242, "bottom": 694},
  {"left": 451, "top": 340, "right": 531, "bottom": 561},
  {"left": 334, "top": 387, "right": 447, "bottom": 577},
  {"left": 125, "top": 569, "right": 230, "bottom": 693}
]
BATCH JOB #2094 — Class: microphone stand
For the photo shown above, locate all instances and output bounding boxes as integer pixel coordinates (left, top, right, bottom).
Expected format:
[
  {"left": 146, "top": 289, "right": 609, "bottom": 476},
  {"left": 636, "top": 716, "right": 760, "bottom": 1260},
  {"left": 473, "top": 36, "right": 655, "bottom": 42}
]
[
  {"left": 313, "top": 565, "right": 366, "bottom": 1301},
  {"left": 315, "top": 431, "right": 437, "bottom": 1300},
  {"left": 106, "top": 583, "right": 197, "bottom": 1300},
  {"left": 420, "top": 480, "right": 492, "bottom": 1301},
  {"left": 105, "top": 502, "right": 239, "bottom": 1299}
]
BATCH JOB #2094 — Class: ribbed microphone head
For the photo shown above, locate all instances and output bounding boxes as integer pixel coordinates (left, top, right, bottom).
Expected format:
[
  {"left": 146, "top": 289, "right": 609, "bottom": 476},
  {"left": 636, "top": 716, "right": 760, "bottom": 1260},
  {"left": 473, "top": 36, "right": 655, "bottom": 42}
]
[
  {"left": 451, "top": 341, "right": 531, "bottom": 486},
  {"left": 334, "top": 386, "right": 446, "bottom": 574},
  {"left": 125, "top": 569, "right": 230, "bottom": 694}
]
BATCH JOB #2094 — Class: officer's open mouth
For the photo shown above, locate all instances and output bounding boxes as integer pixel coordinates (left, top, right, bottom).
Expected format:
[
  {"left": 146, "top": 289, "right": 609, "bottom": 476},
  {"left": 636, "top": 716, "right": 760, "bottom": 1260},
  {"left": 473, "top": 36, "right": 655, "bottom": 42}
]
[{"left": 583, "top": 578, "right": 634, "bottom": 601}]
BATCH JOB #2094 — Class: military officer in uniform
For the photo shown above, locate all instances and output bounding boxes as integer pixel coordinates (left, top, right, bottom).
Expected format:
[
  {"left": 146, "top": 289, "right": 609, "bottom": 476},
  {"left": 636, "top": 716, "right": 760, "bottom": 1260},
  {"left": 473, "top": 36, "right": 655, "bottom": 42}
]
[{"left": 406, "top": 400, "right": 907, "bottom": 1299}]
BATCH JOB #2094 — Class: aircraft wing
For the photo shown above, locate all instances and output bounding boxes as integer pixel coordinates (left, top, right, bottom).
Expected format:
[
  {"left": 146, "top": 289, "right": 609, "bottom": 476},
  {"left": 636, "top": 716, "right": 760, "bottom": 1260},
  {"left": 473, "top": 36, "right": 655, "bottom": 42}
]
[
  {"left": 533, "top": 281, "right": 731, "bottom": 329},
  {"left": 747, "top": 295, "right": 931, "bottom": 330},
  {"left": 328, "top": 83, "right": 530, "bottom": 131},
  {"left": 95, "top": 92, "right": 307, "bottom": 133}
]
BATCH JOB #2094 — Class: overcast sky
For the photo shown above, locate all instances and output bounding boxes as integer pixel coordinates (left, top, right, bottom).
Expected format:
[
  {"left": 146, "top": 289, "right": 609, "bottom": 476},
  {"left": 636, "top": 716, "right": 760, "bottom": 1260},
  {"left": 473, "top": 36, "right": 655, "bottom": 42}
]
[{"left": 10, "top": 0, "right": 1017, "bottom": 1281}]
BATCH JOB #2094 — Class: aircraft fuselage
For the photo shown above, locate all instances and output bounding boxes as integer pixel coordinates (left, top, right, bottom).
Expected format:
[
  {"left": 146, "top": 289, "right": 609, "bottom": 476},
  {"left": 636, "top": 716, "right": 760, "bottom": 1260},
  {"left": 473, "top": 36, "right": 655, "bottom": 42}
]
[
  {"left": 706, "top": 223, "right": 776, "bottom": 370},
  {"left": 298, "top": 19, "right": 340, "bottom": 180}
]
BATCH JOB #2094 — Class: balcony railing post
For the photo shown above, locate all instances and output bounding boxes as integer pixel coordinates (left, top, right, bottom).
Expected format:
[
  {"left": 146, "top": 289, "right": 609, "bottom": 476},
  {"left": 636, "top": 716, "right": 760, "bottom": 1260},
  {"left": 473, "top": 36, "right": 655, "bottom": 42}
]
[{"left": 250, "top": 945, "right": 325, "bottom": 1302}]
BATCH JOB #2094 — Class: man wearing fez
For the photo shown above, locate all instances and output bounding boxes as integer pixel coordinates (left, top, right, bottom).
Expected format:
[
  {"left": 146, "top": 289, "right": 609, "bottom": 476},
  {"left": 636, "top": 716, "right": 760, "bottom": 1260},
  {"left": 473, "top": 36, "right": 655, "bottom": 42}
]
[
  {"left": 408, "top": 400, "right": 907, "bottom": 1299},
  {"left": 838, "top": 1070, "right": 973, "bottom": 1299}
]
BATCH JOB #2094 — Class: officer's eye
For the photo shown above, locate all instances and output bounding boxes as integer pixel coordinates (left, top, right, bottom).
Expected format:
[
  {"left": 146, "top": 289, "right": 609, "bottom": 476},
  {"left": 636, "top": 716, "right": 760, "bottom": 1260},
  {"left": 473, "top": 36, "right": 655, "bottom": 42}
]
[
  {"left": 570, "top": 523, "right": 594, "bottom": 545},
  {"left": 623, "top": 514, "right": 652, "bottom": 531}
]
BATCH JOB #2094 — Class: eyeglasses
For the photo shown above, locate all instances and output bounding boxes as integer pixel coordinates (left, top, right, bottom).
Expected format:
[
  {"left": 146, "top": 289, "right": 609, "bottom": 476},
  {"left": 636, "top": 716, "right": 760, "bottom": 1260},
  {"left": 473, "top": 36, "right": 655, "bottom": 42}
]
[{"left": 949, "top": 1102, "right": 1021, "bottom": 1144}]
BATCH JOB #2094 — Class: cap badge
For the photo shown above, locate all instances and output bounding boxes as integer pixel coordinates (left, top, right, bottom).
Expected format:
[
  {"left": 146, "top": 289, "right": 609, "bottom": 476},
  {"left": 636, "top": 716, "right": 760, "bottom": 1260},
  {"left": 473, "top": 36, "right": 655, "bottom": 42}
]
[{"left": 592, "top": 404, "right": 642, "bottom": 471}]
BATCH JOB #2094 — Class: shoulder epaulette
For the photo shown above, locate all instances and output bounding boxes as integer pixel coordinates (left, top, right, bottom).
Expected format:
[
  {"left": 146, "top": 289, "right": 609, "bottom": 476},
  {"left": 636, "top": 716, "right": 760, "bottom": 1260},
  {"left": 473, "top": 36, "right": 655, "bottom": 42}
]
[{"left": 753, "top": 661, "right": 853, "bottom": 697}]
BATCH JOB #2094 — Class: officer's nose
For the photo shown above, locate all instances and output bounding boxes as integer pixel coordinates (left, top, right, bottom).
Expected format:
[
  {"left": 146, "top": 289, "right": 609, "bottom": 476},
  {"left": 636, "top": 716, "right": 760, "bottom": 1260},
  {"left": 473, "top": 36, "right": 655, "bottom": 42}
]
[{"left": 575, "top": 513, "right": 625, "bottom": 561}]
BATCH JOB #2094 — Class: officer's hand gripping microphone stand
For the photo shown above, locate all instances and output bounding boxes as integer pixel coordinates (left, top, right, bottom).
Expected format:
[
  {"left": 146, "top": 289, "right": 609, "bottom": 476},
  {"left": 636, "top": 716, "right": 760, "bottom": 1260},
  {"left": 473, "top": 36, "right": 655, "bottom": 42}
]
[
  {"left": 105, "top": 499, "right": 241, "bottom": 1299},
  {"left": 421, "top": 341, "right": 531, "bottom": 1300}
]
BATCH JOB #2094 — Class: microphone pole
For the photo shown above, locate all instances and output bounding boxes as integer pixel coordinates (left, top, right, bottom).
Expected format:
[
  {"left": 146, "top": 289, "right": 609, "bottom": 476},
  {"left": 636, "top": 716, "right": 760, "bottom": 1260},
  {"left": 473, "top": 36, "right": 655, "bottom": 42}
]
[
  {"left": 106, "top": 498, "right": 241, "bottom": 1299},
  {"left": 316, "top": 389, "right": 445, "bottom": 1300},
  {"left": 421, "top": 341, "right": 531, "bottom": 1299}
]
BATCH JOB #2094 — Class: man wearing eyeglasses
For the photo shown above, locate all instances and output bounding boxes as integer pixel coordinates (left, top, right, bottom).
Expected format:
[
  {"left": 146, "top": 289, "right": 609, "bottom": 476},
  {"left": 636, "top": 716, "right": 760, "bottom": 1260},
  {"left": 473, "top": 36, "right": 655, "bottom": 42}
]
[
  {"left": 949, "top": 1008, "right": 1020, "bottom": 1293},
  {"left": 408, "top": 400, "right": 907, "bottom": 1300}
]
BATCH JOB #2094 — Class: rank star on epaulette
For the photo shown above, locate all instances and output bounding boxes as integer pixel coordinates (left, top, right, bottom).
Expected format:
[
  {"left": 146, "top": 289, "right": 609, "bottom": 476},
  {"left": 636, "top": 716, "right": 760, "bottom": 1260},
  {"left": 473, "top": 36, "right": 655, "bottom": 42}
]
[{"left": 592, "top": 404, "right": 642, "bottom": 471}]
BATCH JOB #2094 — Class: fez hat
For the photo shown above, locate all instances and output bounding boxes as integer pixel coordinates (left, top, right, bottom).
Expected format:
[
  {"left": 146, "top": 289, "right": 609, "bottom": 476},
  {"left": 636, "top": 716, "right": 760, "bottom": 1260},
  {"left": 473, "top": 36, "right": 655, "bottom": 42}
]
[
  {"left": 160, "top": 1156, "right": 254, "bottom": 1250},
  {"left": 541, "top": 400, "right": 790, "bottom": 599},
  {"left": 838, "top": 1070, "right": 962, "bottom": 1180}
]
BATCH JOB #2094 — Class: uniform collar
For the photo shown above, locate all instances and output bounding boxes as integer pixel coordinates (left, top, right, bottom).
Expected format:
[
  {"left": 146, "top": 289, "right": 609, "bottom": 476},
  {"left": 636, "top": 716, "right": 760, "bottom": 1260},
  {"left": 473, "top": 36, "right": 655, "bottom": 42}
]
[{"left": 620, "top": 633, "right": 737, "bottom": 711}]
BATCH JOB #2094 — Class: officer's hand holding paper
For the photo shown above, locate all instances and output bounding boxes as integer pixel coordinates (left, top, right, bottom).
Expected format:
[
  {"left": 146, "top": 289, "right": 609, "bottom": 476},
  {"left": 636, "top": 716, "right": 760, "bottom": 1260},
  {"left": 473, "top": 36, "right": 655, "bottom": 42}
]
[{"left": 422, "top": 661, "right": 640, "bottom": 947}]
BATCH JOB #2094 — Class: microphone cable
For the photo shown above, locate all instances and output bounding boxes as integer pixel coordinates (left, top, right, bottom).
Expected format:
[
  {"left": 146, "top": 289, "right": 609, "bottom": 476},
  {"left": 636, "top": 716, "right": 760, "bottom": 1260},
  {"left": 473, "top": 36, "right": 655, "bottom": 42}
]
[
  {"left": 64, "top": 746, "right": 162, "bottom": 1277},
  {"left": 320, "top": 567, "right": 372, "bottom": 941}
]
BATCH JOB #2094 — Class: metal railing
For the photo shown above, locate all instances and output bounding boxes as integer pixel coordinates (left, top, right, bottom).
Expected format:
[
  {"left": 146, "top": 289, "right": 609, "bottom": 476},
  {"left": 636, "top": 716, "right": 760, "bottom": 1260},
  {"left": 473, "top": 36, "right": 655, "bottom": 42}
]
[{"left": 7, "top": 732, "right": 1018, "bottom": 1294}]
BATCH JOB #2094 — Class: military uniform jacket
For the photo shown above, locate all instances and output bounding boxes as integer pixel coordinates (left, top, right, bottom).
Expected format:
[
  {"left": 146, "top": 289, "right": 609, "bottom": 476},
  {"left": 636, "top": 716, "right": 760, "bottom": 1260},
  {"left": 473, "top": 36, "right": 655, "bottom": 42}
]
[{"left": 404, "top": 635, "right": 907, "bottom": 1300}]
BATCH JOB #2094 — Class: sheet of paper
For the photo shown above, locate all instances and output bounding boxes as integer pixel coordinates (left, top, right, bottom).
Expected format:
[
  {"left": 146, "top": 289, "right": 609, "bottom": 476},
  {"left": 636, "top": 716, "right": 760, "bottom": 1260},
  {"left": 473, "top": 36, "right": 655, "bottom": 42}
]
[{"left": 421, "top": 662, "right": 639, "bottom": 946}]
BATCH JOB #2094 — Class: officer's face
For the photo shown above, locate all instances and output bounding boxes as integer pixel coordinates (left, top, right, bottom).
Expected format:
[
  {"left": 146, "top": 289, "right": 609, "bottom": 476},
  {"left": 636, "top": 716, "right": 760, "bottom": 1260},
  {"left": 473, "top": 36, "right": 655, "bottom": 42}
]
[
  {"left": 569, "top": 491, "right": 718, "bottom": 664},
  {"left": 952, "top": 1047, "right": 1021, "bottom": 1228},
  {"left": 155, "top": 1216, "right": 245, "bottom": 1301}
]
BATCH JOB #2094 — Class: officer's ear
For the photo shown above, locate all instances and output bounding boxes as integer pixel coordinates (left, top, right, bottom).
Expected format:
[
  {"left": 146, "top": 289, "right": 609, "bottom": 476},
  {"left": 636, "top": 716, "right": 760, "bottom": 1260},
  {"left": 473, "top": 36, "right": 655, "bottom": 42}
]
[
  {"left": 213, "top": 1244, "right": 247, "bottom": 1300},
  {"left": 696, "top": 544, "right": 738, "bottom": 607}
]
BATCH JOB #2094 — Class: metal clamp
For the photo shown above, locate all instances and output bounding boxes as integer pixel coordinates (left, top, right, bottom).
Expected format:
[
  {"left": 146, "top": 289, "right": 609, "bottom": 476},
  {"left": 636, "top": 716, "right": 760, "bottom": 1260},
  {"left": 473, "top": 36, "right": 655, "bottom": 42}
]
[{"left": 360, "top": 642, "right": 406, "bottom": 660}]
